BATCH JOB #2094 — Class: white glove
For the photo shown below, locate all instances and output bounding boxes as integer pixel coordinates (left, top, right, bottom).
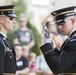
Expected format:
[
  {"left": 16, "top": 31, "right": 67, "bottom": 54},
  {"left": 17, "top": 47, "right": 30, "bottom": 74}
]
[{"left": 42, "top": 26, "right": 56, "bottom": 49}]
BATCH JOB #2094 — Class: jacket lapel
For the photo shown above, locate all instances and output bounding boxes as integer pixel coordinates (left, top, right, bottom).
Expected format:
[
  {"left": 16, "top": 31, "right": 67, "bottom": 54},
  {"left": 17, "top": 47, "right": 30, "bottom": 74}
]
[
  {"left": 4, "top": 38, "right": 16, "bottom": 56},
  {"left": 4, "top": 39, "right": 12, "bottom": 49},
  {"left": 61, "top": 30, "right": 76, "bottom": 50},
  {"left": 69, "top": 30, "right": 76, "bottom": 38},
  {"left": 61, "top": 30, "right": 76, "bottom": 51},
  {"left": 60, "top": 38, "right": 69, "bottom": 50},
  {"left": 0, "top": 33, "right": 14, "bottom": 51}
]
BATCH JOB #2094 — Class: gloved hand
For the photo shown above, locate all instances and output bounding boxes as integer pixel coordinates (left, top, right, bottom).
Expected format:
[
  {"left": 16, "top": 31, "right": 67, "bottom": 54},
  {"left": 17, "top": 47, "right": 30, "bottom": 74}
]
[{"left": 42, "top": 26, "right": 56, "bottom": 49}]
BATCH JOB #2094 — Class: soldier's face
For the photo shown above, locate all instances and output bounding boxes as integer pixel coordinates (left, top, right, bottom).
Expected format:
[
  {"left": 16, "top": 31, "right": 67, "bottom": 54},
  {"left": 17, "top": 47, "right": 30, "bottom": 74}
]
[
  {"left": 1, "top": 15, "right": 16, "bottom": 30},
  {"left": 57, "top": 17, "right": 74, "bottom": 36}
]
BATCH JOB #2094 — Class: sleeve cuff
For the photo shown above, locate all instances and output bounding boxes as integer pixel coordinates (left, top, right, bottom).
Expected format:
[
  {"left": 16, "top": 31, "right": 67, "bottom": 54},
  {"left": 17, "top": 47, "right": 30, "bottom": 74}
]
[{"left": 40, "top": 43, "right": 53, "bottom": 55}]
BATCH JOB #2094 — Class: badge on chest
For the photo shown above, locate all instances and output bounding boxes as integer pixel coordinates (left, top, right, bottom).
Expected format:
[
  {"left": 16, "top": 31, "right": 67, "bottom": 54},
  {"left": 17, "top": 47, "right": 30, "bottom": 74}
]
[
  {"left": 6, "top": 47, "right": 13, "bottom": 58},
  {"left": 7, "top": 47, "right": 12, "bottom": 52}
]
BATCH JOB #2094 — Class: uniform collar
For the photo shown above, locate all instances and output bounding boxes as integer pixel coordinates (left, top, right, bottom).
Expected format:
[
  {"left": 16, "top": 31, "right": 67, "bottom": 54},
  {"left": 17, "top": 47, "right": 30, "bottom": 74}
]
[
  {"left": 0, "top": 31, "right": 7, "bottom": 38},
  {"left": 69, "top": 29, "right": 76, "bottom": 38}
]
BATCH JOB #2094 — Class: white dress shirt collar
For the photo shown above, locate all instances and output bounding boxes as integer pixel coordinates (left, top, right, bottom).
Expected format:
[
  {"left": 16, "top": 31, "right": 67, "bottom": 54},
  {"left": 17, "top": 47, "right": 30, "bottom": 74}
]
[{"left": 0, "top": 31, "right": 7, "bottom": 38}]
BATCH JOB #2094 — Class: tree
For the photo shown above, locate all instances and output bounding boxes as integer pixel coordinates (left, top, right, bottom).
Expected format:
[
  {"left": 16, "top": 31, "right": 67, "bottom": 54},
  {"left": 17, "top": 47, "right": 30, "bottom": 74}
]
[
  {"left": 12, "top": 0, "right": 26, "bottom": 20},
  {"left": 7, "top": 0, "right": 41, "bottom": 55}
]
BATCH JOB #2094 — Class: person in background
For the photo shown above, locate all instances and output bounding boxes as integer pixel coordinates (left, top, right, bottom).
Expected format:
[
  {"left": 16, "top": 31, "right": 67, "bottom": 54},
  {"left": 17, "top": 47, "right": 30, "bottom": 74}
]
[
  {"left": 14, "top": 44, "right": 29, "bottom": 75},
  {"left": 13, "top": 13, "right": 35, "bottom": 57},
  {"left": 0, "top": 5, "right": 17, "bottom": 75},
  {"left": 28, "top": 52, "right": 37, "bottom": 75},
  {"left": 35, "top": 51, "right": 54, "bottom": 75},
  {"left": 40, "top": 6, "right": 76, "bottom": 75},
  {"left": 41, "top": 14, "right": 52, "bottom": 27}
]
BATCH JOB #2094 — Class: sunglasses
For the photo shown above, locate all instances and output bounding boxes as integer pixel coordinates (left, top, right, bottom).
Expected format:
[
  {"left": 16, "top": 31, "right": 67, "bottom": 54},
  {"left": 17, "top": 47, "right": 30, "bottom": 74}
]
[
  {"left": 1, "top": 15, "right": 15, "bottom": 21},
  {"left": 9, "top": 17, "right": 15, "bottom": 20}
]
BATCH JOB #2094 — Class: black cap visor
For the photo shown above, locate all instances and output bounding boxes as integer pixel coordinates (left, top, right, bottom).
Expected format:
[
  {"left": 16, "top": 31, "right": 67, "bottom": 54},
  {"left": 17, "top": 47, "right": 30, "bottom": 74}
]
[
  {"left": 7, "top": 13, "right": 17, "bottom": 18},
  {"left": 56, "top": 19, "right": 65, "bottom": 26}
]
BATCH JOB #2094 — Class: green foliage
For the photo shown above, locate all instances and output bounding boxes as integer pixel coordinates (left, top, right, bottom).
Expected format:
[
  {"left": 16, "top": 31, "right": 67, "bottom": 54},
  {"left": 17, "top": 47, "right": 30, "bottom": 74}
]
[
  {"left": 7, "top": 22, "right": 41, "bottom": 55},
  {"left": 27, "top": 22, "right": 41, "bottom": 55},
  {"left": 11, "top": 0, "right": 26, "bottom": 20},
  {"left": 7, "top": 0, "right": 41, "bottom": 55},
  {"left": 7, "top": 30, "right": 14, "bottom": 46}
]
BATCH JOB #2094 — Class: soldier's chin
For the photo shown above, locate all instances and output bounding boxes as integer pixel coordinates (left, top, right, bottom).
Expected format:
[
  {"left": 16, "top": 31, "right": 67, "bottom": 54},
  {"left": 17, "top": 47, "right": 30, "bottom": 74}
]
[
  {"left": 9, "top": 27, "right": 14, "bottom": 30},
  {"left": 61, "top": 32, "right": 67, "bottom": 36},
  {"left": 11, "top": 28, "right": 14, "bottom": 30}
]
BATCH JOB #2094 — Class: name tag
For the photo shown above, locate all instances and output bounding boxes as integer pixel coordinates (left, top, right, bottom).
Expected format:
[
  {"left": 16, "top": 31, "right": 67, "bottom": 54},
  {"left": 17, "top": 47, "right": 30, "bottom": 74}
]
[{"left": 17, "top": 61, "right": 23, "bottom": 67}]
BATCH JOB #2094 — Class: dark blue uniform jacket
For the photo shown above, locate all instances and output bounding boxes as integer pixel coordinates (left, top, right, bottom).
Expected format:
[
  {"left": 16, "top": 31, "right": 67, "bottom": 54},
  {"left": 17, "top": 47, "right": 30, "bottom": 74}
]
[
  {"left": 40, "top": 30, "right": 76, "bottom": 74},
  {"left": 0, "top": 33, "right": 16, "bottom": 75}
]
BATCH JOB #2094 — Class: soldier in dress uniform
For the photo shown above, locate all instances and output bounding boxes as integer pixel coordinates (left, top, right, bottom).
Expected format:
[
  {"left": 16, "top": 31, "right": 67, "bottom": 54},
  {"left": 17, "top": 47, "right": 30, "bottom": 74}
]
[
  {"left": 40, "top": 6, "right": 76, "bottom": 75},
  {"left": 0, "top": 5, "right": 17, "bottom": 75}
]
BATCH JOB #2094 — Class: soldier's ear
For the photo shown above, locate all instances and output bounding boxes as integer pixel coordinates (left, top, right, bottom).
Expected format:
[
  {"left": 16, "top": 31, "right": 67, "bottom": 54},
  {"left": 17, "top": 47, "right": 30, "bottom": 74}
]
[
  {"left": 0, "top": 16, "right": 4, "bottom": 24},
  {"left": 71, "top": 18, "right": 76, "bottom": 25}
]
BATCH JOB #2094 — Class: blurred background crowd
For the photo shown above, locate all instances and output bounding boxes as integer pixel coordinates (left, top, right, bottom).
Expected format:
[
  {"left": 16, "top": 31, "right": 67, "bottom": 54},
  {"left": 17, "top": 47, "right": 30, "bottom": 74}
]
[{"left": 1, "top": 0, "right": 76, "bottom": 75}]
